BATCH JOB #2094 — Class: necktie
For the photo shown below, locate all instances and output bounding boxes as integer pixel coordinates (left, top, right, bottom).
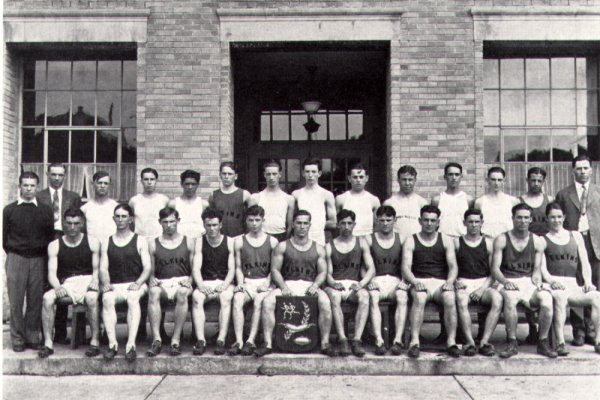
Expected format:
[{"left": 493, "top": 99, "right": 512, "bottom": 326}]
[
  {"left": 52, "top": 190, "right": 60, "bottom": 222},
  {"left": 581, "top": 185, "right": 588, "bottom": 216}
]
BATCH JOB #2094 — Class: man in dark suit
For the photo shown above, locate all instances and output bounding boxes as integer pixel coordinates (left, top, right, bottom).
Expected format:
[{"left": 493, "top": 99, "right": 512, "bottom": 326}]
[
  {"left": 37, "top": 163, "right": 82, "bottom": 344},
  {"left": 555, "top": 154, "right": 600, "bottom": 346}
]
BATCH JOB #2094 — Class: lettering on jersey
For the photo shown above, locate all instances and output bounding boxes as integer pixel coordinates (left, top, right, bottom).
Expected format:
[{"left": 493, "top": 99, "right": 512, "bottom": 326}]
[
  {"left": 282, "top": 261, "right": 315, "bottom": 280},
  {"left": 242, "top": 260, "right": 270, "bottom": 277},
  {"left": 333, "top": 261, "right": 361, "bottom": 275},
  {"left": 219, "top": 209, "right": 243, "bottom": 221},
  {"left": 396, "top": 215, "right": 418, "bottom": 222},
  {"left": 546, "top": 253, "right": 578, "bottom": 263},
  {"left": 504, "top": 262, "right": 533, "bottom": 274},
  {"left": 156, "top": 256, "right": 187, "bottom": 270}
]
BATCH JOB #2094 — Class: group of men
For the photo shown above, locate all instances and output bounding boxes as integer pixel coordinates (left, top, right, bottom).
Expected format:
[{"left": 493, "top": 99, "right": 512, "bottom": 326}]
[{"left": 3, "top": 155, "right": 600, "bottom": 362}]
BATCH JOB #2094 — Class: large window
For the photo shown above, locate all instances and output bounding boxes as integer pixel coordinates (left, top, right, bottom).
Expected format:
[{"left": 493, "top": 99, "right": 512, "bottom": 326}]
[{"left": 21, "top": 58, "right": 137, "bottom": 200}]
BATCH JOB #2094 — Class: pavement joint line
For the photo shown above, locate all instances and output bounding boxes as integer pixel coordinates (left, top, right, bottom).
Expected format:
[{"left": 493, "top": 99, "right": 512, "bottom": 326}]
[
  {"left": 144, "top": 374, "right": 167, "bottom": 399},
  {"left": 453, "top": 375, "right": 476, "bottom": 400}
]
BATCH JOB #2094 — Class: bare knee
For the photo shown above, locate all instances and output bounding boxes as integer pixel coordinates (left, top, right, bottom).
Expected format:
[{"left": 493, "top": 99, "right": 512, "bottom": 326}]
[
  {"left": 357, "top": 290, "right": 370, "bottom": 307},
  {"left": 85, "top": 292, "right": 98, "bottom": 307},
  {"left": 176, "top": 289, "right": 189, "bottom": 304}
]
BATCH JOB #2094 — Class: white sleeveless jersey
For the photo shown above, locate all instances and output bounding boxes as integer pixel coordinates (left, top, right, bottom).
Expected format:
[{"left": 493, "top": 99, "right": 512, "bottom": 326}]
[
  {"left": 296, "top": 187, "right": 330, "bottom": 246},
  {"left": 131, "top": 193, "right": 169, "bottom": 239},
  {"left": 437, "top": 191, "right": 469, "bottom": 237},
  {"left": 81, "top": 198, "right": 119, "bottom": 244},
  {"left": 480, "top": 193, "right": 516, "bottom": 238},
  {"left": 256, "top": 190, "right": 291, "bottom": 235},
  {"left": 386, "top": 194, "right": 427, "bottom": 238},
  {"left": 337, "top": 190, "right": 376, "bottom": 236},
  {"left": 174, "top": 197, "right": 205, "bottom": 238}
]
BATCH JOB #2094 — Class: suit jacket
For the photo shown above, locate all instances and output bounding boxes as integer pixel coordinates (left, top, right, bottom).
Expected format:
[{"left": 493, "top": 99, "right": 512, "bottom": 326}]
[{"left": 37, "top": 188, "right": 82, "bottom": 229}]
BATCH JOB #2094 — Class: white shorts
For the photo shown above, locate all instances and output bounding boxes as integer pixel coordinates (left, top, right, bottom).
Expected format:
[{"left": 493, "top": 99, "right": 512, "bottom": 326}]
[
  {"left": 414, "top": 278, "right": 447, "bottom": 301},
  {"left": 550, "top": 277, "right": 588, "bottom": 300},
  {"left": 371, "top": 275, "right": 402, "bottom": 300},
  {"left": 272, "top": 280, "right": 313, "bottom": 297},
  {"left": 158, "top": 276, "right": 191, "bottom": 302},
  {"left": 200, "top": 279, "right": 235, "bottom": 301},
  {"left": 61, "top": 275, "right": 93, "bottom": 305},
  {"left": 328, "top": 279, "right": 361, "bottom": 301},
  {"left": 111, "top": 282, "right": 148, "bottom": 303},
  {"left": 499, "top": 277, "right": 545, "bottom": 308},
  {"left": 243, "top": 278, "right": 270, "bottom": 301},
  {"left": 456, "top": 278, "right": 487, "bottom": 296}
]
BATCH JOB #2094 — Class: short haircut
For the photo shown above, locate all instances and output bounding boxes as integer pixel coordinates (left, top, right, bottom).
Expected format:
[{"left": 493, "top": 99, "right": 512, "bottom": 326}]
[
  {"left": 572, "top": 154, "right": 591, "bottom": 168},
  {"left": 420, "top": 204, "right": 441, "bottom": 218},
  {"left": 180, "top": 169, "right": 200, "bottom": 183},
  {"left": 302, "top": 158, "right": 322, "bottom": 171},
  {"left": 348, "top": 163, "right": 368, "bottom": 175},
  {"left": 487, "top": 166, "right": 506, "bottom": 178},
  {"left": 219, "top": 161, "right": 237, "bottom": 172},
  {"left": 444, "top": 162, "right": 463, "bottom": 175},
  {"left": 263, "top": 159, "right": 282, "bottom": 172},
  {"left": 245, "top": 205, "right": 265, "bottom": 218},
  {"left": 93, "top": 170, "right": 110, "bottom": 182},
  {"left": 527, "top": 167, "right": 547, "bottom": 179},
  {"left": 159, "top": 206, "right": 179, "bottom": 220},
  {"left": 464, "top": 208, "right": 483, "bottom": 220},
  {"left": 376, "top": 205, "right": 396, "bottom": 218},
  {"left": 140, "top": 167, "right": 158, "bottom": 180},
  {"left": 337, "top": 209, "right": 356, "bottom": 222},
  {"left": 511, "top": 202, "right": 532, "bottom": 216},
  {"left": 201, "top": 207, "right": 222, "bottom": 222},
  {"left": 19, "top": 171, "right": 39, "bottom": 184},
  {"left": 63, "top": 207, "right": 85, "bottom": 220},
  {"left": 293, "top": 209, "right": 312, "bottom": 221},
  {"left": 47, "top": 163, "right": 66, "bottom": 172},
  {"left": 397, "top": 165, "right": 417, "bottom": 179},
  {"left": 545, "top": 201, "right": 564, "bottom": 216},
  {"left": 114, "top": 203, "right": 134, "bottom": 217}
]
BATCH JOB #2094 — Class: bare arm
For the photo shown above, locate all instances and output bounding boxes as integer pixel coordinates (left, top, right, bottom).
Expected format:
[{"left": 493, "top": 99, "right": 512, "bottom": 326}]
[
  {"left": 191, "top": 238, "right": 205, "bottom": 289},
  {"left": 371, "top": 195, "right": 381, "bottom": 232},
  {"left": 234, "top": 236, "right": 245, "bottom": 289},
  {"left": 47, "top": 240, "right": 62, "bottom": 291},
  {"left": 218, "top": 237, "right": 236, "bottom": 290},
  {"left": 270, "top": 242, "right": 289, "bottom": 294},
  {"left": 308, "top": 244, "right": 328, "bottom": 295},
  {"left": 430, "top": 194, "right": 441, "bottom": 207},
  {"left": 335, "top": 194, "right": 344, "bottom": 214},
  {"left": 132, "top": 236, "right": 152, "bottom": 289},
  {"left": 99, "top": 239, "right": 111, "bottom": 291},
  {"left": 286, "top": 195, "right": 295, "bottom": 237},
  {"left": 490, "top": 234, "right": 512, "bottom": 288},
  {"left": 466, "top": 194, "right": 475, "bottom": 209},
  {"left": 147, "top": 237, "right": 158, "bottom": 286},
  {"left": 88, "top": 237, "right": 101, "bottom": 291},
  {"left": 247, "top": 193, "right": 259, "bottom": 207},
  {"left": 474, "top": 197, "right": 483, "bottom": 211},
  {"left": 359, "top": 237, "right": 376, "bottom": 289},
  {"left": 242, "top": 189, "right": 252, "bottom": 205},
  {"left": 531, "top": 235, "right": 544, "bottom": 288},
  {"left": 324, "top": 191, "right": 337, "bottom": 230},
  {"left": 401, "top": 236, "right": 421, "bottom": 288},
  {"left": 442, "top": 234, "right": 458, "bottom": 290},
  {"left": 325, "top": 243, "right": 337, "bottom": 287}
]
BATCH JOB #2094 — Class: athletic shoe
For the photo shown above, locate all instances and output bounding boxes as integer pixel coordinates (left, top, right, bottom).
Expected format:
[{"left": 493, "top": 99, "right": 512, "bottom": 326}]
[
  {"left": 85, "top": 345, "right": 101, "bottom": 357},
  {"left": 104, "top": 346, "right": 118, "bottom": 361},
  {"left": 254, "top": 346, "right": 273, "bottom": 357},
  {"left": 407, "top": 344, "right": 420, "bottom": 359},
  {"left": 193, "top": 340, "right": 206, "bottom": 356},
  {"left": 390, "top": 342, "right": 403, "bottom": 356},
  {"left": 463, "top": 344, "right": 477, "bottom": 357},
  {"left": 170, "top": 343, "right": 181, "bottom": 357},
  {"left": 227, "top": 342, "right": 241, "bottom": 356},
  {"left": 499, "top": 339, "right": 518, "bottom": 359},
  {"left": 374, "top": 343, "right": 386, "bottom": 356},
  {"left": 537, "top": 338, "right": 558, "bottom": 358},
  {"left": 125, "top": 347, "right": 137, "bottom": 363},
  {"left": 351, "top": 340, "right": 366, "bottom": 358},
  {"left": 240, "top": 342, "right": 256, "bottom": 356},
  {"left": 571, "top": 334, "right": 585, "bottom": 347},
  {"left": 478, "top": 343, "right": 495, "bottom": 357},
  {"left": 555, "top": 343, "right": 569, "bottom": 357},
  {"left": 594, "top": 343, "right": 600, "bottom": 354},
  {"left": 146, "top": 340, "right": 162, "bottom": 357},
  {"left": 447, "top": 344, "right": 461, "bottom": 358},
  {"left": 38, "top": 346, "right": 54, "bottom": 358},
  {"left": 338, "top": 340, "right": 351, "bottom": 357},
  {"left": 321, "top": 343, "right": 338, "bottom": 357},
  {"left": 214, "top": 340, "right": 226, "bottom": 355}
]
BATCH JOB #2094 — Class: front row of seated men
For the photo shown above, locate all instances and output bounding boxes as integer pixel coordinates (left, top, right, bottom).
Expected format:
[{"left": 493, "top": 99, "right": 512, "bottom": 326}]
[{"left": 39, "top": 201, "right": 600, "bottom": 361}]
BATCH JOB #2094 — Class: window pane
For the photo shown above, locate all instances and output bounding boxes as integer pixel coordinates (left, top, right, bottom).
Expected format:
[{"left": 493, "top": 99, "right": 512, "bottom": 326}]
[
  {"left": 526, "top": 90, "right": 550, "bottom": 126},
  {"left": 483, "top": 59, "right": 499, "bottom": 89},
  {"left": 97, "top": 130, "right": 119, "bottom": 163},
  {"left": 23, "top": 61, "right": 46, "bottom": 90},
  {"left": 484, "top": 128, "right": 500, "bottom": 163},
  {"left": 578, "top": 126, "right": 600, "bottom": 160},
  {"left": 552, "top": 129, "right": 576, "bottom": 161},
  {"left": 311, "top": 113, "right": 327, "bottom": 141},
  {"left": 526, "top": 59, "right": 550, "bottom": 89},
  {"left": 287, "top": 159, "right": 301, "bottom": 190},
  {"left": 551, "top": 58, "right": 575, "bottom": 88},
  {"left": 291, "top": 113, "right": 307, "bottom": 141},
  {"left": 582, "top": 58, "right": 598, "bottom": 89},
  {"left": 47, "top": 91, "right": 70, "bottom": 126},
  {"left": 123, "top": 61, "right": 137, "bottom": 90},
  {"left": 321, "top": 159, "right": 333, "bottom": 183},
  {"left": 500, "top": 90, "right": 525, "bottom": 125},
  {"left": 22, "top": 92, "right": 45, "bottom": 126},
  {"left": 484, "top": 90, "right": 499, "bottom": 126},
  {"left": 97, "top": 92, "right": 121, "bottom": 127},
  {"left": 577, "top": 90, "right": 599, "bottom": 126},
  {"left": 47, "top": 61, "right": 71, "bottom": 90},
  {"left": 329, "top": 114, "right": 346, "bottom": 140},
  {"left": 72, "top": 61, "right": 96, "bottom": 90},
  {"left": 260, "top": 114, "right": 270, "bottom": 141},
  {"left": 72, "top": 92, "right": 96, "bottom": 126},
  {"left": 551, "top": 90, "right": 576, "bottom": 125},
  {"left": 71, "top": 130, "right": 95, "bottom": 162},
  {"left": 576, "top": 58, "right": 588, "bottom": 89},
  {"left": 331, "top": 158, "right": 346, "bottom": 182},
  {"left": 48, "top": 130, "right": 69, "bottom": 162},
  {"left": 272, "top": 113, "right": 289, "bottom": 141},
  {"left": 21, "top": 128, "right": 44, "bottom": 163},
  {"left": 527, "top": 131, "right": 551, "bottom": 161},
  {"left": 348, "top": 113, "right": 363, "bottom": 140},
  {"left": 500, "top": 59, "right": 524, "bottom": 88},
  {"left": 98, "top": 61, "right": 122, "bottom": 90},
  {"left": 503, "top": 129, "right": 526, "bottom": 162},
  {"left": 122, "top": 128, "right": 137, "bottom": 163},
  {"left": 122, "top": 92, "right": 137, "bottom": 128}
]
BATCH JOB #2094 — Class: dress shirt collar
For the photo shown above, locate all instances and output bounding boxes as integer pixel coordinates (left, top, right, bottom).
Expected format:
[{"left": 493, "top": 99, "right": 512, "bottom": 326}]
[{"left": 17, "top": 196, "right": 38, "bottom": 206}]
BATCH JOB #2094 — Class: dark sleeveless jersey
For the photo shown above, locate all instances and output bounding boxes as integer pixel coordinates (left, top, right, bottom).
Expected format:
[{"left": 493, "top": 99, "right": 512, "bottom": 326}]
[
  {"left": 544, "top": 234, "right": 579, "bottom": 278},
  {"left": 281, "top": 240, "right": 318, "bottom": 282},
  {"left": 211, "top": 189, "right": 245, "bottom": 237},
  {"left": 521, "top": 195, "right": 549, "bottom": 236},
  {"left": 201, "top": 236, "right": 229, "bottom": 280},
  {"left": 370, "top": 233, "right": 402, "bottom": 277},
  {"left": 154, "top": 236, "right": 191, "bottom": 279},
  {"left": 331, "top": 238, "right": 362, "bottom": 281},
  {"left": 241, "top": 235, "right": 272, "bottom": 279},
  {"left": 107, "top": 234, "right": 143, "bottom": 284},
  {"left": 456, "top": 237, "right": 489, "bottom": 279},
  {"left": 500, "top": 233, "right": 535, "bottom": 278},
  {"left": 57, "top": 235, "right": 94, "bottom": 282},
  {"left": 412, "top": 233, "right": 449, "bottom": 279}
]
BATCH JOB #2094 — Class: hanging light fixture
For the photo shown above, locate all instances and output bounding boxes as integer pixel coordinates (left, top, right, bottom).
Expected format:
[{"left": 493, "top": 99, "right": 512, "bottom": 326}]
[{"left": 301, "top": 66, "right": 321, "bottom": 135}]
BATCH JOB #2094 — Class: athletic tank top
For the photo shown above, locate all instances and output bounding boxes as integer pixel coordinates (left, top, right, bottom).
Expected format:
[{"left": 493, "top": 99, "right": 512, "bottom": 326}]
[
  {"left": 544, "top": 233, "right": 579, "bottom": 278},
  {"left": 456, "top": 237, "right": 489, "bottom": 279},
  {"left": 296, "top": 189, "right": 328, "bottom": 245},
  {"left": 386, "top": 194, "right": 426, "bottom": 238},
  {"left": 331, "top": 239, "right": 362, "bottom": 281},
  {"left": 201, "top": 236, "right": 229, "bottom": 280},
  {"left": 154, "top": 237, "right": 191, "bottom": 279},
  {"left": 256, "top": 191, "right": 289, "bottom": 235},
  {"left": 281, "top": 240, "right": 318, "bottom": 282},
  {"left": 107, "top": 234, "right": 143, "bottom": 284},
  {"left": 412, "top": 233, "right": 449, "bottom": 279},
  {"left": 57, "top": 235, "right": 93, "bottom": 282},
  {"left": 338, "top": 191, "right": 375, "bottom": 236},
  {"left": 174, "top": 197, "right": 205, "bottom": 238},
  {"left": 500, "top": 233, "right": 535, "bottom": 278},
  {"left": 520, "top": 195, "right": 549, "bottom": 236},
  {"left": 370, "top": 233, "right": 402, "bottom": 277},
  {"left": 211, "top": 189, "right": 245, "bottom": 237},
  {"left": 480, "top": 193, "right": 515, "bottom": 238},
  {"left": 240, "top": 235, "right": 272, "bottom": 279},
  {"left": 438, "top": 191, "right": 469, "bottom": 237},
  {"left": 132, "top": 194, "right": 168, "bottom": 238}
]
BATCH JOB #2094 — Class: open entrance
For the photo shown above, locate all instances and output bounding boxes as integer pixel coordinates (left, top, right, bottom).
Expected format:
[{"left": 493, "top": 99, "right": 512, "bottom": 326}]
[{"left": 232, "top": 42, "right": 388, "bottom": 199}]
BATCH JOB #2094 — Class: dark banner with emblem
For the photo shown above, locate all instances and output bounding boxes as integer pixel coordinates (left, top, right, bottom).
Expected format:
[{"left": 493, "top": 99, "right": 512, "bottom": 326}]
[{"left": 274, "top": 296, "right": 319, "bottom": 353}]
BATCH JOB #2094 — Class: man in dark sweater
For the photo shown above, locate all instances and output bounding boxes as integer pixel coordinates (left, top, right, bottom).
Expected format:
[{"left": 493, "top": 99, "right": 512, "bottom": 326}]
[{"left": 3, "top": 171, "right": 54, "bottom": 352}]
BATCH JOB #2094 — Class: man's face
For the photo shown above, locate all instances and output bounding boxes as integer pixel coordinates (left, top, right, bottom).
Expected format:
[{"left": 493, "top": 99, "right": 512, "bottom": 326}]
[
  {"left": 113, "top": 209, "right": 132, "bottom": 231},
  {"left": 94, "top": 176, "right": 111, "bottom": 198},
  {"left": 464, "top": 214, "right": 483, "bottom": 237},
  {"left": 487, "top": 172, "right": 505, "bottom": 193},
  {"left": 547, "top": 209, "right": 564, "bottom": 232},
  {"left": 204, "top": 217, "right": 222, "bottom": 238},
  {"left": 419, "top": 212, "right": 440, "bottom": 234},
  {"left": 398, "top": 173, "right": 416, "bottom": 195},
  {"left": 63, "top": 216, "right": 84, "bottom": 237},
  {"left": 376, "top": 214, "right": 395, "bottom": 234},
  {"left": 573, "top": 160, "right": 592, "bottom": 184},
  {"left": 444, "top": 167, "right": 462, "bottom": 190},
  {"left": 303, "top": 165, "right": 321, "bottom": 185},
  {"left": 181, "top": 178, "right": 199, "bottom": 197},
  {"left": 293, "top": 215, "right": 311, "bottom": 238},
  {"left": 264, "top": 166, "right": 282, "bottom": 188},
  {"left": 246, "top": 215, "right": 264, "bottom": 233},
  {"left": 512, "top": 209, "right": 532, "bottom": 232},
  {"left": 337, "top": 217, "right": 356, "bottom": 237},
  {"left": 48, "top": 166, "right": 66, "bottom": 190},
  {"left": 141, "top": 172, "right": 157, "bottom": 194},
  {"left": 19, "top": 178, "right": 38, "bottom": 200},
  {"left": 527, "top": 173, "right": 545, "bottom": 195},
  {"left": 220, "top": 166, "right": 237, "bottom": 188},
  {"left": 348, "top": 169, "right": 368, "bottom": 192},
  {"left": 160, "top": 214, "right": 179, "bottom": 236}
]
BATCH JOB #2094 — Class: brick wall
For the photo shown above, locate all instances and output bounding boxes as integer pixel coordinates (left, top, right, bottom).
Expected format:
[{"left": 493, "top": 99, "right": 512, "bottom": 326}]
[{"left": 3, "top": 47, "right": 21, "bottom": 205}]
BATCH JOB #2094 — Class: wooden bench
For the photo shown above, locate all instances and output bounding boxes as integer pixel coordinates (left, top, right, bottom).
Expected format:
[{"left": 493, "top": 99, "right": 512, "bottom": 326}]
[{"left": 341, "top": 301, "right": 393, "bottom": 347}]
